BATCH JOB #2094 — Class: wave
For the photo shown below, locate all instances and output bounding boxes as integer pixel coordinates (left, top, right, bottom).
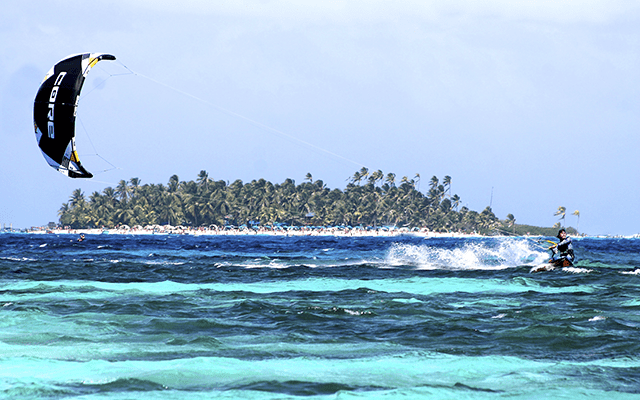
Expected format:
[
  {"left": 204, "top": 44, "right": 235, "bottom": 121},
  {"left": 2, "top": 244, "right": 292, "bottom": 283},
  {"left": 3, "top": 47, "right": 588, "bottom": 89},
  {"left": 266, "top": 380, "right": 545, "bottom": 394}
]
[
  {"left": 386, "top": 239, "right": 548, "bottom": 270},
  {"left": 2, "top": 352, "right": 638, "bottom": 397},
  {"left": 0, "top": 276, "right": 594, "bottom": 300}
]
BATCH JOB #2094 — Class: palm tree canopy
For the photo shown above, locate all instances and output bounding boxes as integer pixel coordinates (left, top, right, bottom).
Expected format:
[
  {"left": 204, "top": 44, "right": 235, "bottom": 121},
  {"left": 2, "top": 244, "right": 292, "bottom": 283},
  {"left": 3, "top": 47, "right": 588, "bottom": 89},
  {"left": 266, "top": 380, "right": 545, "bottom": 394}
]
[
  {"left": 430, "top": 176, "right": 439, "bottom": 189},
  {"left": 385, "top": 173, "right": 396, "bottom": 187},
  {"left": 359, "top": 167, "right": 369, "bottom": 181},
  {"left": 57, "top": 170, "right": 518, "bottom": 234},
  {"left": 197, "top": 170, "right": 210, "bottom": 190}
]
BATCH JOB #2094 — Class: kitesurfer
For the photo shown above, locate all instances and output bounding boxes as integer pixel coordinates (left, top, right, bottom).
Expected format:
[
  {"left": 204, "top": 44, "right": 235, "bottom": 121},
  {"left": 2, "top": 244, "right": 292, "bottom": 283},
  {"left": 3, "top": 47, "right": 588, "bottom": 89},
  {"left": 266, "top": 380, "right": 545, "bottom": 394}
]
[
  {"left": 78, "top": 234, "right": 85, "bottom": 242},
  {"left": 549, "top": 228, "right": 574, "bottom": 267}
]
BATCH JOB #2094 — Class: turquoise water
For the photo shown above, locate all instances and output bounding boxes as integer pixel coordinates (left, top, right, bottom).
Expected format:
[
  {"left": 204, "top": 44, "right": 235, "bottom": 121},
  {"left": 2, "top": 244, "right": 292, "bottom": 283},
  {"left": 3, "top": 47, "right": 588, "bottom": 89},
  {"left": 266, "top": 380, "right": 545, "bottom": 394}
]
[{"left": 1, "top": 234, "right": 639, "bottom": 399}]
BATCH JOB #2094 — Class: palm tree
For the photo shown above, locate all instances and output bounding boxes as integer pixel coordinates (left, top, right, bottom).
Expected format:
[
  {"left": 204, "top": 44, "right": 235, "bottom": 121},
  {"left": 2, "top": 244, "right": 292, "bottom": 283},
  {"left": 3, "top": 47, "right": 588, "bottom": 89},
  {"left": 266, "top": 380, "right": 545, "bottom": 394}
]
[
  {"left": 168, "top": 175, "right": 180, "bottom": 193},
  {"left": 462, "top": 210, "right": 479, "bottom": 233},
  {"left": 58, "top": 203, "right": 71, "bottom": 226},
  {"left": 369, "top": 170, "right": 383, "bottom": 186},
  {"left": 183, "top": 192, "right": 203, "bottom": 226},
  {"left": 554, "top": 206, "right": 566, "bottom": 227},
  {"left": 129, "top": 177, "right": 141, "bottom": 191},
  {"left": 429, "top": 176, "right": 439, "bottom": 192},
  {"left": 70, "top": 189, "right": 85, "bottom": 208},
  {"left": 350, "top": 171, "right": 362, "bottom": 185},
  {"left": 305, "top": 173, "right": 313, "bottom": 183},
  {"left": 573, "top": 210, "right": 580, "bottom": 234},
  {"left": 115, "top": 180, "right": 131, "bottom": 203},
  {"left": 506, "top": 213, "right": 516, "bottom": 234},
  {"left": 204, "top": 190, "right": 231, "bottom": 225},
  {"left": 479, "top": 206, "right": 498, "bottom": 234},
  {"left": 443, "top": 175, "right": 452, "bottom": 197},
  {"left": 103, "top": 187, "right": 118, "bottom": 207},
  {"left": 372, "top": 170, "right": 384, "bottom": 186},
  {"left": 115, "top": 207, "right": 134, "bottom": 226},
  {"left": 451, "top": 194, "right": 461, "bottom": 211},
  {"left": 197, "top": 170, "right": 210, "bottom": 191},
  {"left": 157, "top": 192, "right": 183, "bottom": 226},
  {"left": 385, "top": 173, "right": 396, "bottom": 187},
  {"left": 359, "top": 167, "right": 369, "bottom": 182}
]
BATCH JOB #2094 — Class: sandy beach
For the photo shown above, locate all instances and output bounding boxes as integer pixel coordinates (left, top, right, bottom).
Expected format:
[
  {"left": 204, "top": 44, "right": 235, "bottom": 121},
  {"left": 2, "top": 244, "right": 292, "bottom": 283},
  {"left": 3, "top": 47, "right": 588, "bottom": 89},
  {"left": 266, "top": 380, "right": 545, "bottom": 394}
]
[
  {"left": 27, "top": 225, "right": 486, "bottom": 238},
  {"left": 21, "top": 225, "right": 639, "bottom": 239}
]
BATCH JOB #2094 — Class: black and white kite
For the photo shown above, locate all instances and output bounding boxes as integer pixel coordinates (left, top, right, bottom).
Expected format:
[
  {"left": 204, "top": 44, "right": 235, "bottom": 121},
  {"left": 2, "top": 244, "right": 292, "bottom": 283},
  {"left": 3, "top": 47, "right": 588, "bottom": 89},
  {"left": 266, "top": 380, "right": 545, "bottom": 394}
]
[{"left": 33, "top": 53, "right": 116, "bottom": 178}]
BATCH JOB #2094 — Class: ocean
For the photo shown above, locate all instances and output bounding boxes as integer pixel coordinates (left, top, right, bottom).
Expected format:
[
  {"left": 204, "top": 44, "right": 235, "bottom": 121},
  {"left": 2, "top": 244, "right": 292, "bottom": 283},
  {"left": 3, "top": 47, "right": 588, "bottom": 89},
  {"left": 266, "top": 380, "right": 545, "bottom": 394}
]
[{"left": 1, "top": 233, "right": 639, "bottom": 399}]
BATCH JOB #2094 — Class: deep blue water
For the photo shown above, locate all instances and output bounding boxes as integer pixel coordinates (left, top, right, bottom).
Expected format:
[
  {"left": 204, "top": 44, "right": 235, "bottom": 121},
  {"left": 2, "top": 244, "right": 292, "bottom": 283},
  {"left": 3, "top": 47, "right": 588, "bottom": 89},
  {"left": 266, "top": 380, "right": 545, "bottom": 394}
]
[{"left": 1, "top": 233, "right": 640, "bottom": 399}]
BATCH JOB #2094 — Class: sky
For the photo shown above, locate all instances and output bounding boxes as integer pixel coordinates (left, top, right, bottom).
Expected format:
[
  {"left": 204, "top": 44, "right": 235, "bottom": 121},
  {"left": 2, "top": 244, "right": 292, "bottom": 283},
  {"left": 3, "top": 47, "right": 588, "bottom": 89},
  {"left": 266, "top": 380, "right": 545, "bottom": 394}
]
[{"left": 1, "top": 0, "right": 639, "bottom": 235}]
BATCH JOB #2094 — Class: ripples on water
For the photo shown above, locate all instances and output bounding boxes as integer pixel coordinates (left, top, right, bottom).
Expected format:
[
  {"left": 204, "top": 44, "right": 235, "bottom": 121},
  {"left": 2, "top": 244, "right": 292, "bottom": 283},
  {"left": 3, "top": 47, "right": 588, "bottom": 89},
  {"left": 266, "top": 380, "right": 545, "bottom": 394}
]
[{"left": 1, "top": 233, "right": 640, "bottom": 399}]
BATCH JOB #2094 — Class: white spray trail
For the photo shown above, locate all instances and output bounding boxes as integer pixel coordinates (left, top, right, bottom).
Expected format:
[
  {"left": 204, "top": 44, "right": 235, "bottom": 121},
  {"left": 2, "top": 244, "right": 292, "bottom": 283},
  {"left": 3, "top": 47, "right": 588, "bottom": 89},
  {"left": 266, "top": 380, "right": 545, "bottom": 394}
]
[{"left": 386, "top": 239, "right": 549, "bottom": 270}]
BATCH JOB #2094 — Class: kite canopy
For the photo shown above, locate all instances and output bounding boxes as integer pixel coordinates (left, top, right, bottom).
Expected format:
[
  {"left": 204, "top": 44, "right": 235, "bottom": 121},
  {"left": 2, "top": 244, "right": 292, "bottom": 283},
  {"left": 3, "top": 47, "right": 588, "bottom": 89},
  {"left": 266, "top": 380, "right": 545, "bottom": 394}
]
[{"left": 33, "top": 53, "right": 116, "bottom": 178}]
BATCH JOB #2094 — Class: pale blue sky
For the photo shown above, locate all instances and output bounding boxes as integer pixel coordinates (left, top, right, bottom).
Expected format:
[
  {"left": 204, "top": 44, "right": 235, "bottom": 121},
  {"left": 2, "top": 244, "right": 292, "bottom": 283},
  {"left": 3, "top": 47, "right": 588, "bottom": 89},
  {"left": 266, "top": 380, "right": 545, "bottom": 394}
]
[{"left": 1, "top": 0, "right": 638, "bottom": 235}]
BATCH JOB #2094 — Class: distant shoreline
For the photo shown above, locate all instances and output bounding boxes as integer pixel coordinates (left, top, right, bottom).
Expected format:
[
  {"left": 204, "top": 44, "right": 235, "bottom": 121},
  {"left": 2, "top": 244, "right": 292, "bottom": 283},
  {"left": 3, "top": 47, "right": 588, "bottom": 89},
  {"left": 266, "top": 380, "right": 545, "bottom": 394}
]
[
  {"left": 14, "top": 226, "right": 639, "bottom": 239},
  {"left": 27, "top": 226, "right": 484, "bottom": 238}
]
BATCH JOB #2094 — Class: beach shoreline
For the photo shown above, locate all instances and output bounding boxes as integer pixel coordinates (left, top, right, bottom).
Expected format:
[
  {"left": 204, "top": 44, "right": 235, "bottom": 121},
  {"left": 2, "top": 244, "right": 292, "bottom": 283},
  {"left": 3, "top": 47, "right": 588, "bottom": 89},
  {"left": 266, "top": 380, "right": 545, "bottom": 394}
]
[
  {"left": 10, "top": 225, "right": 637, "bottom": 239},
  {"left": 25, "top": 225, "right": 488, "bottom": 238},
  {"left": 17, "top": 226, "right": 639, "bottom": 239}
]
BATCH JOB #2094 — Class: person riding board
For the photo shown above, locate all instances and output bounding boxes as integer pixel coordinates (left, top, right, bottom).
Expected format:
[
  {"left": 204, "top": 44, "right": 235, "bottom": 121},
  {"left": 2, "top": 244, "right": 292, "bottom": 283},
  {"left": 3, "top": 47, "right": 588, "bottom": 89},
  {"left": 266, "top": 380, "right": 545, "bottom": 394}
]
[{"left": 549, "top": 228, "right": 575, "bottom": 267}]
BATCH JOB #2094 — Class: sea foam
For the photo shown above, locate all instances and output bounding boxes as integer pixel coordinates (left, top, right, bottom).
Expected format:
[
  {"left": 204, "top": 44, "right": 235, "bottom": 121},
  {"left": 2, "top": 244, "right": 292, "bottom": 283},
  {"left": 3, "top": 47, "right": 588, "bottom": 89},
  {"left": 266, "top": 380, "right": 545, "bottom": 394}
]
[{"left": 386, "top": 239, "right": 548, "bottom": 270}]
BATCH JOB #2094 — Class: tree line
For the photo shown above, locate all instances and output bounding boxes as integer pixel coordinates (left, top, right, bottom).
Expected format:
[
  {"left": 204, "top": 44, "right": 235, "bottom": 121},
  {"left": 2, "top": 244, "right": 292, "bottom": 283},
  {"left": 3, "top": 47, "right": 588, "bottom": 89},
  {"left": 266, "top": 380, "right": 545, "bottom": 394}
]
[{"left": 59, "top": 168, "right": 517, "bottom": 234}]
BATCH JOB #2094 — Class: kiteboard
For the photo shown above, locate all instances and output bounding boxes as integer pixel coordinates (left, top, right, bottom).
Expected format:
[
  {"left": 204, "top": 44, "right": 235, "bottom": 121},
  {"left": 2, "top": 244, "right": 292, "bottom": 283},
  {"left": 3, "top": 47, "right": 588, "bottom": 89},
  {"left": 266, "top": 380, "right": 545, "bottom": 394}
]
[
  {"left": 530, "top": 263, "right": 555, "bottom": 273},
  {"left": 530, "top": 258, "right": 573, "bottom": 273}
]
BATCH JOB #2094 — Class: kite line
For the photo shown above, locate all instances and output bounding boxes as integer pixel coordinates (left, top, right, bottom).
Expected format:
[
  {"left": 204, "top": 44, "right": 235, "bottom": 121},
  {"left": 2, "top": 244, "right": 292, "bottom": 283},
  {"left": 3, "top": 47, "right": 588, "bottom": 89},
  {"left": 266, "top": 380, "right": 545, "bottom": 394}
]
[{"left": 115, "top": 61, "right": 367, "bottom": 169}]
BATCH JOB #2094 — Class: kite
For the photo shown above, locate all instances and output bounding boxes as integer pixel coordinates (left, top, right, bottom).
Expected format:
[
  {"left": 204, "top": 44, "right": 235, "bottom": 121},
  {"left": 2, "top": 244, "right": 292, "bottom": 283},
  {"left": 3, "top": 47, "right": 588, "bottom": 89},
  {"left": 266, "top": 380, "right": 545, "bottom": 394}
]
[{"left": 33, "top": 53, "right": 116, "bottom": 178}]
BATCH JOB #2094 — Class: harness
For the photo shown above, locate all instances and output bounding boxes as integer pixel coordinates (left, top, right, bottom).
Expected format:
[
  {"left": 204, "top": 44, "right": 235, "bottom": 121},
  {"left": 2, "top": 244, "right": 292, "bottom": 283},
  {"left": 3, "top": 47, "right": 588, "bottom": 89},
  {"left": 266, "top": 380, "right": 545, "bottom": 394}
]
[{"left": 557, "top": 238, "right": 573, "bottom": 257}]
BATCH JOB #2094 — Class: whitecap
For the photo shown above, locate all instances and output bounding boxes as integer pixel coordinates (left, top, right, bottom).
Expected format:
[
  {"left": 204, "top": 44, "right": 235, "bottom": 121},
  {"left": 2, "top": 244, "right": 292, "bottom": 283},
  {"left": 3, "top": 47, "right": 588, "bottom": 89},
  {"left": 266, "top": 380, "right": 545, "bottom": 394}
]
[
  {"left": 589, "top": 316, "right": 606, "bottom": 322},
  {"left": 392, "top": 298, "right": 423, "bottom": 304},
  {"left": 562, "top": 267, "right": 593, "bottom": 274},
  {"left": 343, "top": 308, "right": 371, "bottom": 316},
  {"left": 2, "top": 256, "right": 37, "bottom": 262},
  {"left": 620, "top": 269, "right": 640, "bottom": 275},
  {"left": 143, "top": 260, "right": 186, "bottom": 266}
]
